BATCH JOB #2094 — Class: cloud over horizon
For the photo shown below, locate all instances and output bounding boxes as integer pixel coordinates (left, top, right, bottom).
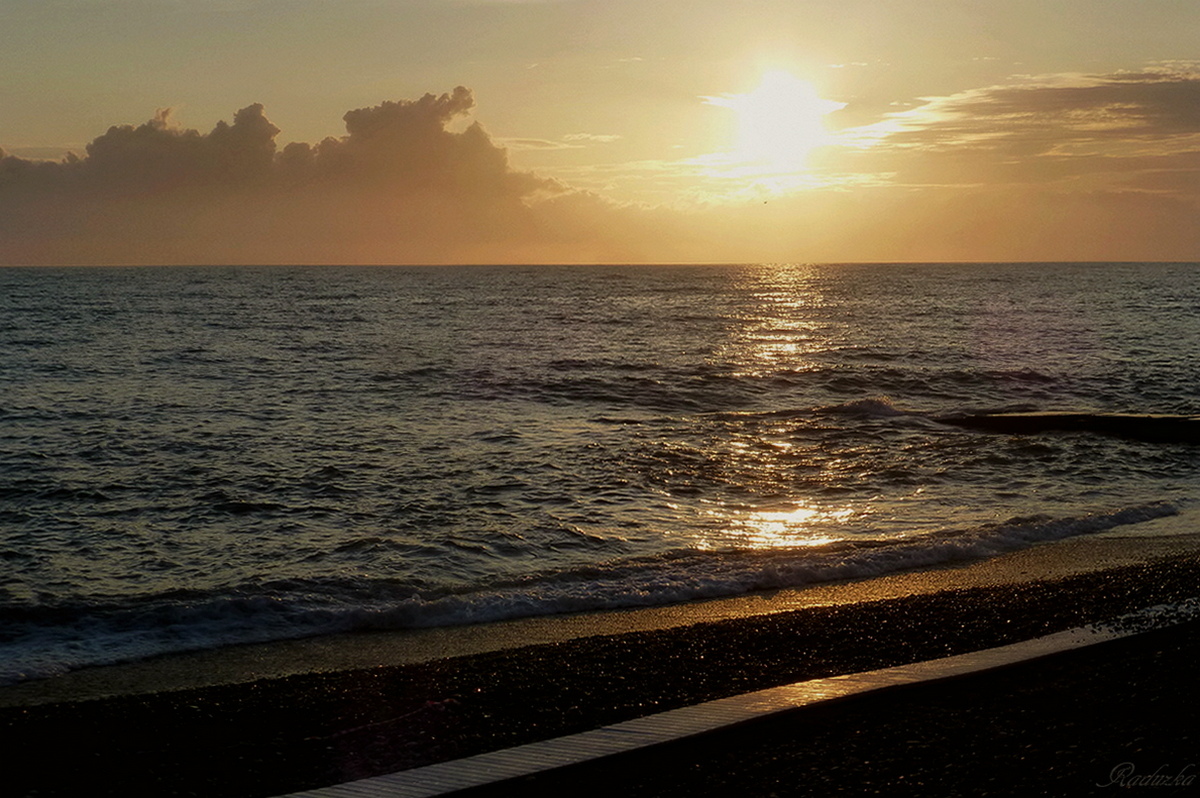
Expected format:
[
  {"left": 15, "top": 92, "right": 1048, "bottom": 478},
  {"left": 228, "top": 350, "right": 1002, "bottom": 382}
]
[
  {"left": 0, "top": 88, "right": 603, "bottom": 265},
  {"left": 2, "top": 71, "right": 1199, "bottom": 265}
]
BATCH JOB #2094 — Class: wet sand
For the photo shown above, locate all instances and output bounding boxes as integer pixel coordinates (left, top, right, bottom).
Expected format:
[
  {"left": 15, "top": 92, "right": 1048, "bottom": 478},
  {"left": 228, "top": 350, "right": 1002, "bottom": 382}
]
[{"left": 3, "top": 523, "right": 1199, "bottom": 797}]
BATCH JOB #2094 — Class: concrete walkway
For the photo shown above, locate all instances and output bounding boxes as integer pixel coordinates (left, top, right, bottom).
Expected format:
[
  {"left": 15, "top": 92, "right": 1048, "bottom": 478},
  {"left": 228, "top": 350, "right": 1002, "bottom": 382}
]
[{"left": 280, "top": 600, "right": 1199, "bottom": 798}]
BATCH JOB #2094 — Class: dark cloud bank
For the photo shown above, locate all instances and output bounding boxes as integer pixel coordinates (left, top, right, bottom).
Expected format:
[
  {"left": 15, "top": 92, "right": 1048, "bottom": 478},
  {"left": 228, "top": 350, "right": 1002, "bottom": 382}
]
[{"left": 0, "top": 87, "right": 646, "bottom": 265}]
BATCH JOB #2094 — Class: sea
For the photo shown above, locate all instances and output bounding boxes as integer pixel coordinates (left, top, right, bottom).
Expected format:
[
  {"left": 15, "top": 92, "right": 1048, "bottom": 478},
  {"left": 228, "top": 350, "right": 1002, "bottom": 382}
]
[{"left": 2, "top": 262, "right": 1198, "bottom": 685}]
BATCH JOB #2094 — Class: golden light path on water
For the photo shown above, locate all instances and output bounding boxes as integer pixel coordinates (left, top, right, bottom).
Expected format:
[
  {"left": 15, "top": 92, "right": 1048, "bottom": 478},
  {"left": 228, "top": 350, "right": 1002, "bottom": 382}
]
[
  {"left": 692, "top": 264, "right": 859, "bottom": 551},
  {"left": 726, "top": 265, "right": 829, "bottom": 377}
]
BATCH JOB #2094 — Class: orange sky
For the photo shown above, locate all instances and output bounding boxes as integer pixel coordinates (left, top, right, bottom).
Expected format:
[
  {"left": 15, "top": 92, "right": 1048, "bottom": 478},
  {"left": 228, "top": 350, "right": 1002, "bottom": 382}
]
[{"left": 1, "top": 1, "right": 1198, "bottom": 264}]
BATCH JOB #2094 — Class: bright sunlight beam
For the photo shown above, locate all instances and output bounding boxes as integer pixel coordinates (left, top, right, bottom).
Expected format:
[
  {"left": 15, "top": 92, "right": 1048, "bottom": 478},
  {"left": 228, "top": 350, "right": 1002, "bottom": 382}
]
[{"left": 705, "top": 70, "right": 846, "bottom": 173}]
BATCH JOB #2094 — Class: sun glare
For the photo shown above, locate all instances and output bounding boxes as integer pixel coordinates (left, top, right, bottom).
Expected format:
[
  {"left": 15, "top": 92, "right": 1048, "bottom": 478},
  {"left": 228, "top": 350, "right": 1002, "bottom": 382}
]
[{"left": 706, "top": 70, "right": 846, "bottom": 175}]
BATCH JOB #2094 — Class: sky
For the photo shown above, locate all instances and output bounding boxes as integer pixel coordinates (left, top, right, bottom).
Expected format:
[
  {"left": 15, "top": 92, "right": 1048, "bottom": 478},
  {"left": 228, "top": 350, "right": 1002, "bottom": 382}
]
[{"left": 1, "top": 0, "right": 1198, "bottom": 264}]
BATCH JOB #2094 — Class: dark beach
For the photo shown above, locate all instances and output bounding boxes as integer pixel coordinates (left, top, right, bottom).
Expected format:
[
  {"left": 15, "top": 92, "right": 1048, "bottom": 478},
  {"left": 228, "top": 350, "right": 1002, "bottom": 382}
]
[
  {"left": 3, "top": 529, "right": 1199, "bottom": 798},
  {"left": 459, "top": 619, "right": 1200, "bottom": 797}
]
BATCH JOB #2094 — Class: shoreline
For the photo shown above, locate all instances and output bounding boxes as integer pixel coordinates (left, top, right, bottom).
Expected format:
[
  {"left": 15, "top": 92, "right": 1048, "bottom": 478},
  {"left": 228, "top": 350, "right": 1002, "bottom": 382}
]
[
  {"left": 3, "top": 523, "right": 1200, "bottom": 797},
  {"left": 4, "top": 513, "right": 1198, "bottom": 708}
]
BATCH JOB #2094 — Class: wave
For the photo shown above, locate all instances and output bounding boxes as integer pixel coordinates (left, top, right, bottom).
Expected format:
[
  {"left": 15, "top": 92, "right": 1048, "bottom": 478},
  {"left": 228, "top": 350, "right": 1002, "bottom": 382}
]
[
  {"left": 0, "top": 501, "right": 1178, "bottom": 685},
  {"left": 362, "top": 360, "right": 1071, "bottom": 414},
  {"left": 821, "top": 396, "right": 915, "bottom": 417}
]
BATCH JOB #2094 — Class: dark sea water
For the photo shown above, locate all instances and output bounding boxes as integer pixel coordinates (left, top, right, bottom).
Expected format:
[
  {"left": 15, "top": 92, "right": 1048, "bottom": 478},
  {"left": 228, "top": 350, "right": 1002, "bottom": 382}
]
[{"left": 2, "top": 262, "right": 1198, "bottom": 683}]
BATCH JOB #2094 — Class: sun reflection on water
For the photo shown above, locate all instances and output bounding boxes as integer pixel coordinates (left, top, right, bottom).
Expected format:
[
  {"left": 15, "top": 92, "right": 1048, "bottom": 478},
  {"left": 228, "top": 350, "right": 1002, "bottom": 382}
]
[
  {"left": 688, "top": 266, "right": 862, "bottom": 551},
  {"left": 718, "top": 266, "right": 832, "bottom": 378},
  {"left": 701, "top": 502, "right": 855, "bottom": 550}
]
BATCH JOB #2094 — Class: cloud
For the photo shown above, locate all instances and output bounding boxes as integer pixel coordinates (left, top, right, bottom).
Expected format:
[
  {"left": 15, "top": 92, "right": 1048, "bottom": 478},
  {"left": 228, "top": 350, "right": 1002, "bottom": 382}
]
[
  {"left": 865, "top": 68, "right": 1200, "bottom": 155},
  {"left": 80, "top": 104, "right": 279, "bottom": 189},
  {"left": 499, "top": 138, "right": 576, "bottom": 151},
  {"left": 831, "top": 68, "right": 1200, "bottom": 208},
  {"left": 498, "top": 133, "right": 621, "bottom": 151},
  {"left": 0, "top": 88, "right": 574, "bottom": 265},
  {"left": 2, "top": 146, "right": 79, "bottom": 161},
  {"left": 562, "top": 133, "right": 621, "bottom": 143}
]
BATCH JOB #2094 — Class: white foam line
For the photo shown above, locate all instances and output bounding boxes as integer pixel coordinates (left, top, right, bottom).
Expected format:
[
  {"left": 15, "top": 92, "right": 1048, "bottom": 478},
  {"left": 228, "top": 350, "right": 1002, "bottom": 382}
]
[{"left": 278, "top": 601, "right": 1200, "bottom": 798}]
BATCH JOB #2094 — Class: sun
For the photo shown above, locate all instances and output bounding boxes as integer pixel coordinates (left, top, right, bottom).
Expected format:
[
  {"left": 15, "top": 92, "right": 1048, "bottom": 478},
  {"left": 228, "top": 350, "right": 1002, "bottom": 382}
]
[{"left": 706, "top": 70, "right": 846, "bottom": 172}]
